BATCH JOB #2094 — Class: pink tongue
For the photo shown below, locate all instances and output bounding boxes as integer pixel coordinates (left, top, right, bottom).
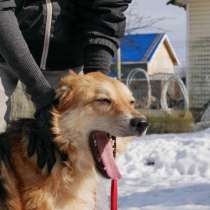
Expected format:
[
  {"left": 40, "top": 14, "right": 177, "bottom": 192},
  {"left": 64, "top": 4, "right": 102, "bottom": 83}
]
[{"left": 95, "top": 133, "right": 122, "bottom": 179}]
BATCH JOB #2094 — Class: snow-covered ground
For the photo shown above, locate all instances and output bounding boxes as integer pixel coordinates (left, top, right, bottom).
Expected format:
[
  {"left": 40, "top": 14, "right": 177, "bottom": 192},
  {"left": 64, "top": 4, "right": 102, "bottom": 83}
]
[{"left": 118, "top": 129, "right": 210, "bottom": 210}]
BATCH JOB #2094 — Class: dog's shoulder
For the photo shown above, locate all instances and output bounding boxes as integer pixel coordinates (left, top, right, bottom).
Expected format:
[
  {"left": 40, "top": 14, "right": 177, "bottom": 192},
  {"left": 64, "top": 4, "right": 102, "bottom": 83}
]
[
  {"left": 0, "top": 119, "right": 35, "bottom": 209},
  {"left": 0, "top": 119, "right": 35, "bottom": 162}
]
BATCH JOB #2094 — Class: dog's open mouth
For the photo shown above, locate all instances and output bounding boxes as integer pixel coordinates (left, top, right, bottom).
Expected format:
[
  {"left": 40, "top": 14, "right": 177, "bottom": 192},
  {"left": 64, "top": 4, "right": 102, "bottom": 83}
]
[{"left": 89, "top": 131, "right": 122, "bottom": 179}]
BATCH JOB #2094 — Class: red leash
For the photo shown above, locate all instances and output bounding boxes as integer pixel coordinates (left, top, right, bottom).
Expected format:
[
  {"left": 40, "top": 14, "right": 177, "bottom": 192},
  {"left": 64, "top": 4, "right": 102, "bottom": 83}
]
[
  {"left": 111, "top": 178, "right": 118, "bottom": 210},
  {"left": 111, "top": 137, "right": 118, "bottom": 210}
]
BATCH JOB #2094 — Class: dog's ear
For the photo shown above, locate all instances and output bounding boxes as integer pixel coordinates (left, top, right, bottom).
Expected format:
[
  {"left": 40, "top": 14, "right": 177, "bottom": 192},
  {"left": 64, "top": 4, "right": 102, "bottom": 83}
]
[
  {"left": 68, "top": 69, "right": 77, "bottom": 75},
  {"left": 55, "top": 84, "right": 74, "bottom": 112},
  {"left": 56, "top": 85, "right": 71, "bottom": 100},
  {"left": 55, "top": 73, "right": 84, "bottom": 111}
]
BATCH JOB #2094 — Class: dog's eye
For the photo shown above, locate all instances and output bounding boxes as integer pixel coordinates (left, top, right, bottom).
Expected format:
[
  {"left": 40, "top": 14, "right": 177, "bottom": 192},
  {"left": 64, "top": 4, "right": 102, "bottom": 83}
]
[
  {"left": 130, "top": 100, "right": 135, "bottom": 106},
  {"left": 96, "top": 98, "right": 112, "bottom": 105}
]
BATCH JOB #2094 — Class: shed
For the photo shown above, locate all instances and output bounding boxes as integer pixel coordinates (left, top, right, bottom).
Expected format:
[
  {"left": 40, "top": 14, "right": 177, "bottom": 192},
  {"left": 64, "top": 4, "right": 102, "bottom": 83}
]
[
  {"left": 168, "top": 0, "right": 210, "bottom": 111},
  {"left": 117, "top": 33, "right": 180, "bottom": 79},
  {"left": 112, "top": 33, "right": 180, "bottom": 108}
]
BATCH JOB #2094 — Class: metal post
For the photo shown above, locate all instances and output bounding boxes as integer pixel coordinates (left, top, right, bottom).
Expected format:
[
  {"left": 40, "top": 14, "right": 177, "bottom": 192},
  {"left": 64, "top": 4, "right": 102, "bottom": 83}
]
[{"left": 116, "top": 48, "right": 121, "bottom": 80}]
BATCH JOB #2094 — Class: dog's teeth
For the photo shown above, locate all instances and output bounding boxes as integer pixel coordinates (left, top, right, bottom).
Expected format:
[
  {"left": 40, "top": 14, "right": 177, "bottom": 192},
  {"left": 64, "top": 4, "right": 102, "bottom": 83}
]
[{"left": 94, "top": 139, "right": 97, "bottom": 146}]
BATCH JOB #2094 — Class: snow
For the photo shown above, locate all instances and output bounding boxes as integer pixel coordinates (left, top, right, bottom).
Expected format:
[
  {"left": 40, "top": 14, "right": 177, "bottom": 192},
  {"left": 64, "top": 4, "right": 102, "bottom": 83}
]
[{"left": 118, "top": 129, "right": 210, "bottom": 210}]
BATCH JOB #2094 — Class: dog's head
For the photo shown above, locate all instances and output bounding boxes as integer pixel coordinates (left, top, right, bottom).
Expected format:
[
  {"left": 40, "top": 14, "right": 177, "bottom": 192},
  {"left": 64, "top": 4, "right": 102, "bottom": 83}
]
[{"left": 53, "top": 72, "right": 148, "bottom": 179}]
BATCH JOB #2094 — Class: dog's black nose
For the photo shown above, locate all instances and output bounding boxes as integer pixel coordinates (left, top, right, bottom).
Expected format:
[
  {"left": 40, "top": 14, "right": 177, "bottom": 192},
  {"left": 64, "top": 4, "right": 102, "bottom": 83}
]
[{"left": 130, "top": 117, "right": 149, "bottom": 133}]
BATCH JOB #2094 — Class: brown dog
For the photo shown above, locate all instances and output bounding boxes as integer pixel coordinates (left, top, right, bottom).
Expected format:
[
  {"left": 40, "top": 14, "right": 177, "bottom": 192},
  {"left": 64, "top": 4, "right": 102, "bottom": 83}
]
[{"left": 0, "top": 72, "right": 148, "bottom": 210}]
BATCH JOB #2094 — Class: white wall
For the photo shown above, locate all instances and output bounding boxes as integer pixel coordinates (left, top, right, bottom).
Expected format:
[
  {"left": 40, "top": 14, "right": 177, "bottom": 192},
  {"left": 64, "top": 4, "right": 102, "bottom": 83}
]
[{"left": 148, "top": 43, "right": 175, "bottom": 75}]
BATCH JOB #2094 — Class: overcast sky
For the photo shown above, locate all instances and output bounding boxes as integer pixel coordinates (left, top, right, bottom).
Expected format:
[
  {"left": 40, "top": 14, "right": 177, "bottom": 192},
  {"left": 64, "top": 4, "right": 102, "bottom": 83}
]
[{"left": 126, "top": 0, "right": 187, "bottom": 66}]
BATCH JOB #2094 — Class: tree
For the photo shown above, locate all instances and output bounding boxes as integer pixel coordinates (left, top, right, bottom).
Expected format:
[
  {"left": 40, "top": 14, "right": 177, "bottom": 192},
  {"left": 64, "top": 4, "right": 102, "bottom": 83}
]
[{"left": 125, "top": 2, "right": 170, "bottom": 34}]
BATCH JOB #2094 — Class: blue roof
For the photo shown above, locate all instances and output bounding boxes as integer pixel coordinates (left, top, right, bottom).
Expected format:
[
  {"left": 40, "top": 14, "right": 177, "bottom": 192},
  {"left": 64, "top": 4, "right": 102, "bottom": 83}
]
[{"left": 121, "top": 33, "right": 165, "bottom": 63}]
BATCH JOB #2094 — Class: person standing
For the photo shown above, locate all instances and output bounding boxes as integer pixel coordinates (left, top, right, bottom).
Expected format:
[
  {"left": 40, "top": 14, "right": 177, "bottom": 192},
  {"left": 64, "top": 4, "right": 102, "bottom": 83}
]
[
  {"left": 0, "top": 2, "right": 131, "bottom": 207},
  {"left": 0, "top": 1, "right": 132, "bottom": 208}
]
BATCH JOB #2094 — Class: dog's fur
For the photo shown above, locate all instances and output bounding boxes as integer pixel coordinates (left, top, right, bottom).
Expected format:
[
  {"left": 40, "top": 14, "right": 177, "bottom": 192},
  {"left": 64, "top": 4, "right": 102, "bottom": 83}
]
[{"left": 0, "top": 72, "right": 146, "bottom": 210}]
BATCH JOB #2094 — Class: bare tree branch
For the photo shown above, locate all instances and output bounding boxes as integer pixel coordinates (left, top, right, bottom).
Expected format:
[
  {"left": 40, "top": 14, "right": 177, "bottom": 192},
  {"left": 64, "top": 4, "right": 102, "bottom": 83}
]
[{"left": 125, "top": 9, "right": 170, "bottom": 34}]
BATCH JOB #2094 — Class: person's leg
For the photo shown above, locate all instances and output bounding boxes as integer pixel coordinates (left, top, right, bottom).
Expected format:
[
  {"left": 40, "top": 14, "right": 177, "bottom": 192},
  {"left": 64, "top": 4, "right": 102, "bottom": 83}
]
[
  {"left": 43, "top": 70, "right": 69, "bottom": 89},
  {"left": 43, "top": 66, "right": 83, "bottom": 88},
  {"left": 0, "top": 63, "right": 18, "bottom": 132},
  {"left": 97, "top": 178, "right": 109, "bottom": 210},
  {"left": 8, "top": 67, "right": 83, "bottom": 121}
]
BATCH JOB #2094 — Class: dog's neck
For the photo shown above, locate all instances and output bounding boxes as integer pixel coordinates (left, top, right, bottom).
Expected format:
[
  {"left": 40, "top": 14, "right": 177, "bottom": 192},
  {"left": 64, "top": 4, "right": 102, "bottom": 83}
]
[
  {"left": 50, "top": 160, "right": 97, "bottom": 210},
  {"left": 47, "top": 110, "right": 99, "bottom": 209},
  {"left": 51, "top": 128, "right": 98, "bottom": 210}
]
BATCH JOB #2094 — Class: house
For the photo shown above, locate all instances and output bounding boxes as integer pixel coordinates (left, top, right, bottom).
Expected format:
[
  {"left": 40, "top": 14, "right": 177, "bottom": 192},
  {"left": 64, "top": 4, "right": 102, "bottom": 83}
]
[
  {"left": 118, "top": 33, "right": 180, "bottom": 78},
  {"left": 168, "top": 0, "right": 210, "bottom": 113},
  {"left": 111, "top": 33, "right": 180, "bottom": 108}
]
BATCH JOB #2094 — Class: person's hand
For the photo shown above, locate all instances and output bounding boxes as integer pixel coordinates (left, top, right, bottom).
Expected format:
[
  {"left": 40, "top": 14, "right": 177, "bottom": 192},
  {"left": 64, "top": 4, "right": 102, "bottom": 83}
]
[{"left": 27, "top": 92, "right": 59, "bottom": 173}]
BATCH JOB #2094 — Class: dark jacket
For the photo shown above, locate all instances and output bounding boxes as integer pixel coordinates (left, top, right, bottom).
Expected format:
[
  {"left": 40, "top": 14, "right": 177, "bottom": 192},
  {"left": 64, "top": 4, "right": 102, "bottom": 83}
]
[{"left": 2, "top": 0, "right": 131, "bottom": 70}]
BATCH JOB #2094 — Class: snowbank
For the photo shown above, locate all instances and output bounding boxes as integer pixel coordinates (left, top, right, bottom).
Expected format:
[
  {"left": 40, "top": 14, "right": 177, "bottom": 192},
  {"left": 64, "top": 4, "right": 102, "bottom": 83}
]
[{"left": 118, "top": 129, "right": 210, "bottom": 210}]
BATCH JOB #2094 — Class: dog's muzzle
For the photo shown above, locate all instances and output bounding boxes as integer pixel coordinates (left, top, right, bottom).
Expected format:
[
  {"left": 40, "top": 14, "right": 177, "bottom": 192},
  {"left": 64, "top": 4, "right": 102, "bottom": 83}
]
[{"left": 130, "top": 117, "right": 149, "bottom": 134}]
